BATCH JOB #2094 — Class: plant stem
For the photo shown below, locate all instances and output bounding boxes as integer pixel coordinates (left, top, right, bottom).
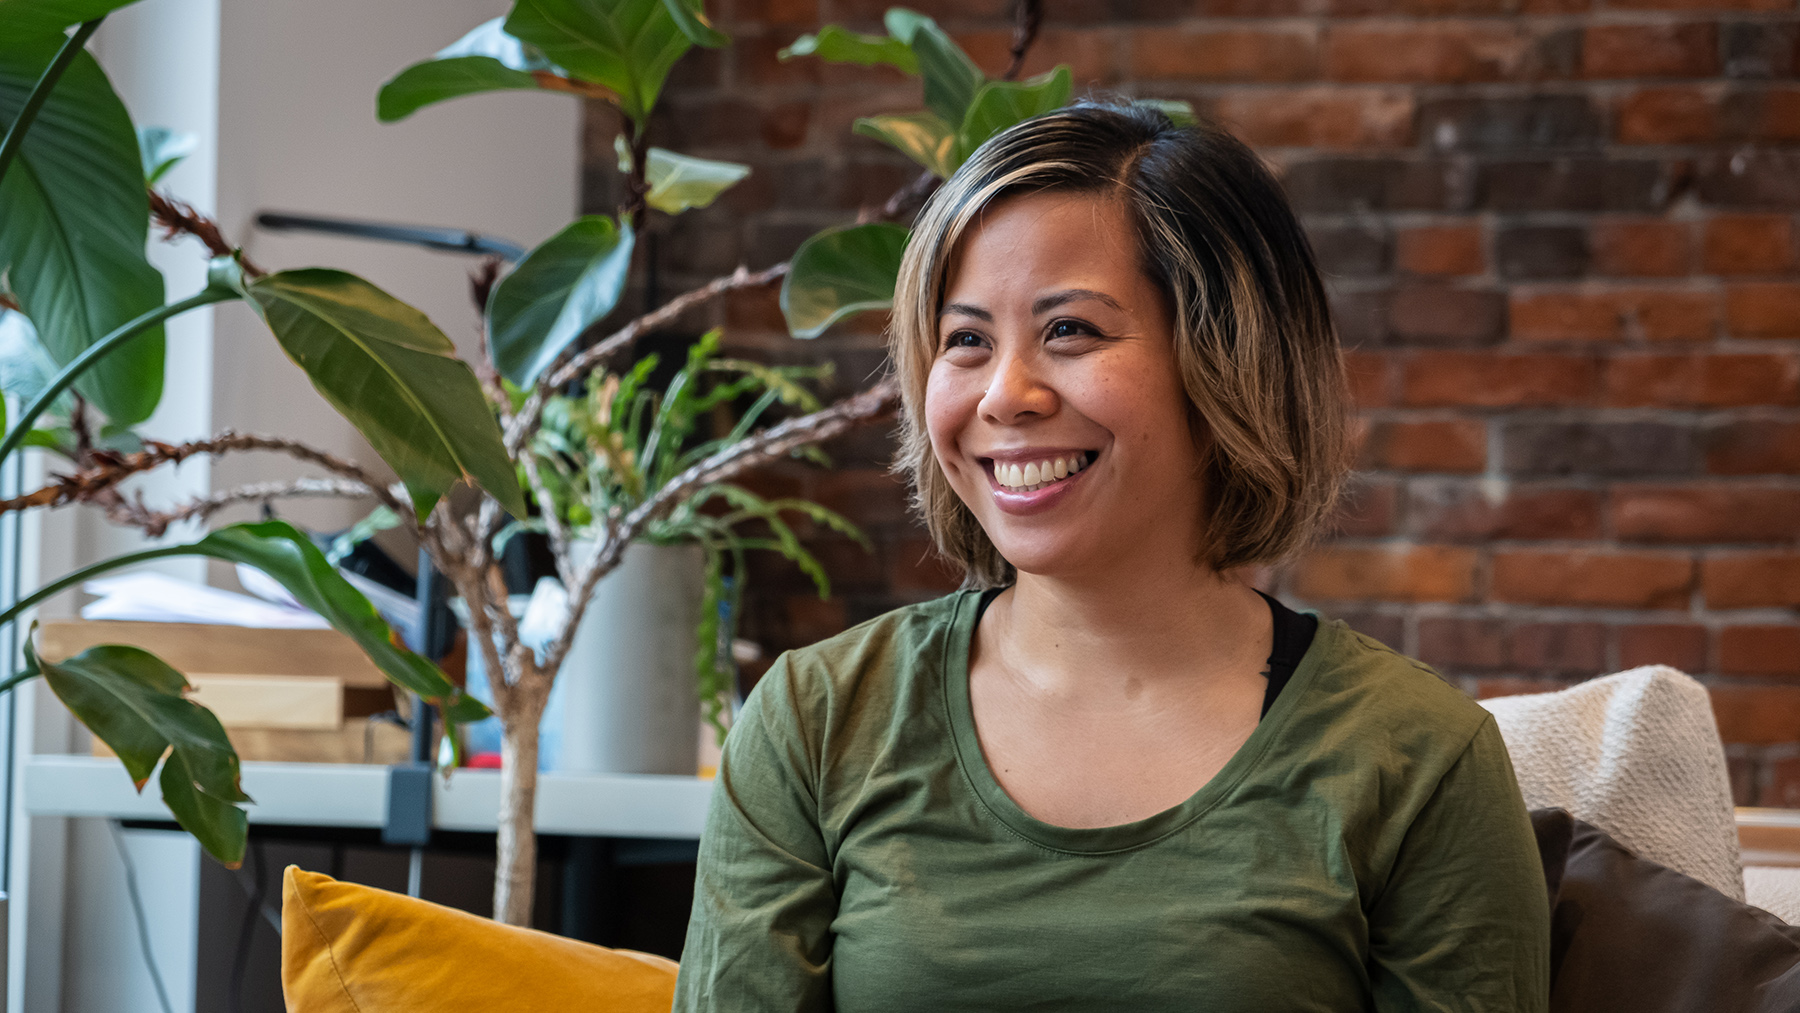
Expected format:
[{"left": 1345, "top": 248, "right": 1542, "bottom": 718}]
[
  {"left": 0, "top": 543, "right": 196, "bottom": 630},
  {"left": 494, "top": 683, "right": 548, "bottom": 925},
  {"left": 0, "top": 670, "right": 39, "bottom": 696},
  {"left": 0, "top": 288, "right": 235, "bottom": 466},
  {"left": 0, "top": 18, "right": 104, "bottom": 189}
]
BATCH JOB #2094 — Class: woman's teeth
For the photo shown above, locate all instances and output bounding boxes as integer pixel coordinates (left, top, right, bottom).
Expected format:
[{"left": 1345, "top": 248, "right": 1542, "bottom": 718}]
[{"left": 995, "top": 453, "right": 1087, "bottom": 492}]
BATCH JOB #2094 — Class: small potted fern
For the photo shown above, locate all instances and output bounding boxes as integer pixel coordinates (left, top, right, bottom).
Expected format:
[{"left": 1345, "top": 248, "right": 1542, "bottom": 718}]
[{"left": 504, "top": 327, "right": 863, "bottom": 773}]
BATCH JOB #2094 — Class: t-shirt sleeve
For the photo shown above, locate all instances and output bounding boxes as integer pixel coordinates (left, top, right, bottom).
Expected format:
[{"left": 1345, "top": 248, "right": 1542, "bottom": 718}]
[
  {"left": 1366, "top": 714, "right": 1551, "bottom": 1013},
  {"left": 673, "top": 655, "right": 837, "bottom": 1013}
]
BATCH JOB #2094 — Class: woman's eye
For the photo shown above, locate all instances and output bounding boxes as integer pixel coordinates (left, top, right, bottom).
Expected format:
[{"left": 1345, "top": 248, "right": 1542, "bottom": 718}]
[
  {"left": 944, "top": 331, "right": 985, "bottom": 350},
  {"left": 1049, "top": 319, "right": 1094, "bottom": 340}
]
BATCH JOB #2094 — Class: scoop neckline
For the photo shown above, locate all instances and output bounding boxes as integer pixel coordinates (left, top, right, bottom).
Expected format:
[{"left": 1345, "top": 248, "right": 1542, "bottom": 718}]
[{"left": 941, "top": 587, "right": 1329, "bottom": 855}]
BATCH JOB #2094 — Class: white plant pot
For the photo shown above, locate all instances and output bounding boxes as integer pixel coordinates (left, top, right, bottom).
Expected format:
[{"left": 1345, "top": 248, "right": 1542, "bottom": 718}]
[{"left": 559, "top": 539, "right": 704, "bottom": 775}]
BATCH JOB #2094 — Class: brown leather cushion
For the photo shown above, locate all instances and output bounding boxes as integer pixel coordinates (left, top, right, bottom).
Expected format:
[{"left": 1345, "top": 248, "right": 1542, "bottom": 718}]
[{"left": 1532, "top": 808, "right": 1800, "bottom": 1012}]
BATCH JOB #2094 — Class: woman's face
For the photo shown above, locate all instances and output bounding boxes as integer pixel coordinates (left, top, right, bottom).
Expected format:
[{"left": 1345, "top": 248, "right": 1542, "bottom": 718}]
[{"left": 925, "top": 190, "right": 1208, "bottom": 580}]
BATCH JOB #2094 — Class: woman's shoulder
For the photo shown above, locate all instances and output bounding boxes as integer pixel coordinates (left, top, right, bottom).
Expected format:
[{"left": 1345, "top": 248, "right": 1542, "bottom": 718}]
[
  {"left": 743, "top": 591, "right": 967, "bottom": 736},
  {"left": 1299, "top": 617, "right": 1498, "bottom": 761}
]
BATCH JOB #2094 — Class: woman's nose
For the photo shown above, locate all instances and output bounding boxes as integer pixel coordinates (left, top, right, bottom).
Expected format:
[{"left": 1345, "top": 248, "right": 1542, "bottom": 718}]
[{"left": 978, "top": 347, "right": 1057, "bottom": 424}]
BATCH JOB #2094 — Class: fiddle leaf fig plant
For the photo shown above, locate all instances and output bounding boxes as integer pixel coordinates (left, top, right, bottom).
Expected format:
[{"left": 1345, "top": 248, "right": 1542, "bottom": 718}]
[{"left": 0, "top": 0, "right": 1190, "bottom": 926}]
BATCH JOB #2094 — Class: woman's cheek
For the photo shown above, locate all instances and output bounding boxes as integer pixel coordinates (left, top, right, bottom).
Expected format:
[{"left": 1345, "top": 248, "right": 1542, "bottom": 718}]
[{"left": 923, "top": 364, "right": 978, "bottom": 470}]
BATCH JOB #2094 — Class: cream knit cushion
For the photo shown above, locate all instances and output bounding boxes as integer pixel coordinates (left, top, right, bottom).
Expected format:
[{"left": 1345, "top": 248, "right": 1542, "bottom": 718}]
[{"left": 1479, "top": 665, "right": 1744, "bottom": 902}]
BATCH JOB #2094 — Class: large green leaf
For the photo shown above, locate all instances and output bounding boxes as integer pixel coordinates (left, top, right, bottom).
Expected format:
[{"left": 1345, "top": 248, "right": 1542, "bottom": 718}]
[
  {"left": 504, "top": 0, "right": 692, "bottom": 124},
  {"left": 884, "top": 8, "right": 981, "bottom": 126},
  {"left": 0, "top": 0, "right": 142, "bottom": 39},
  {"left": 779, "top": 25, "right": 917, "bottom": 75},
  {"left": 613, "top": 135, "right": 747, "bottom": 214},
  {"left": 780, "top": 222, "right": 909, "bottom": 339},
  {"left": 957, "top": 66, "right": 1071, "bottom": 163},
  {"left": 241, "top": 269, "right": 527, "bottom": 520},
  {"left": 377, "top": 18, "right": 558, "bottom": 123},
  {"left": 488, "top": 216, "right": 634, "bottom": 387},
  {"left": 25, "top": 638, "right": 249, "bottom": 865},
  {"left": 136, "top": 124, "right": 194, "bottom": 185},
  {"left": 191, "top": 521, "right": 489, "bottom": 722},
  {"left": 855, "top": 111, "right": 956, "bottom": 178},
  {"left": 0, "top": 37, "right": 165, "bottom": 425}
]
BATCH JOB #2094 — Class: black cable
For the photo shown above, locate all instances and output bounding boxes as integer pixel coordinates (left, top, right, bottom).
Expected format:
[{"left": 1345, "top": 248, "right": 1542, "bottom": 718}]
[
  {"left": 228, "top": 835, "right": 268, "bottom": 1013},
  {"left": 255, "top": 211, "right": 526, "bottom": 262},
  {"left": 109, "top": 820, "right": 175, "bottom": 1013}
]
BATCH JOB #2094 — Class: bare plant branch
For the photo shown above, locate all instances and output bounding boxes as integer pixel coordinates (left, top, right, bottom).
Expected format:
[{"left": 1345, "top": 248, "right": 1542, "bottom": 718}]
[
  {"left": 100, "top": 478, "right": 372, "bottom": 537},
  {"left": 504, "top": 261, "right": 790, "bottom": 454},
  {"left": 148, "top": 189, "right": 265, "bottom": 277},
  {"left": 1001, "top": 0, "right": 1044, "bottom": 81},
  {"left": 0, "top": 430, "right": 407, "bottom": 522},
  {"left": 539, "top": 377, "right": 898, "bottom": 675},
  {"left": 517, "top": 450, "right": 572, "bottom": 585}
]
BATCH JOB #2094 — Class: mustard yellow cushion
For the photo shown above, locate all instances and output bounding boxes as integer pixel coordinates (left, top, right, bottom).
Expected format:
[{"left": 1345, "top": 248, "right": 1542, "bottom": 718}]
[{"left": 281, "top": 866, "right": 678, "bottom": 1012}]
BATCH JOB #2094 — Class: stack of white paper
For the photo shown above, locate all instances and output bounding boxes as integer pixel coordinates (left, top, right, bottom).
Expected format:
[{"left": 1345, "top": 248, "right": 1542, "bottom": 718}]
[{"left": 81, "top": 571, "right": 329, "bottom": 629}]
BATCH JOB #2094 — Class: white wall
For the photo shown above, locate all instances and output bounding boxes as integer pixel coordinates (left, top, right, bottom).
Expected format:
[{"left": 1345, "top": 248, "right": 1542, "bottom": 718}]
[{"left": 11, "top": 1, "right": 579, "bottom": 1008}]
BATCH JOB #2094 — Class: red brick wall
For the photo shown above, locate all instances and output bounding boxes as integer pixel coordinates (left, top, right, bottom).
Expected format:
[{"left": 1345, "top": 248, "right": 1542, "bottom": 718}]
[{"left": 601, "top": 0, "right": 1800, "bottom": 804}]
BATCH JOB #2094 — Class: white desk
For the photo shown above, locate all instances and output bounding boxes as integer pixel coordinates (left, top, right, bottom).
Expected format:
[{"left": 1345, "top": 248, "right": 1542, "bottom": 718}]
[{"left": 22, "top": 754, "right": 716, "bottom": 838}]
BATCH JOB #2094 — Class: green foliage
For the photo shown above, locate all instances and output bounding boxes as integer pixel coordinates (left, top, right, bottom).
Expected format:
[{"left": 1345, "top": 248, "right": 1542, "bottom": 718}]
[
  {"left": 488, "top": 215, "right": 635, "bottom": 387},
  {"left": 660, "top": 0, "right": 728, "bottom": 49},
  {"left": 527, "top": 331, "right": 863, "bottom": 736},
  {"left": 377, "top": 18, "right": 561, "bottom": 123},
  {"left": 957, "top": 67, "right": 1071, "bottom": 162},
  {"left": 240, "top": 268, "right": 527, "bottom": 520},
  {"left": 613, "top": 136, "right": 748, "bottom": 215},
  {"left": 326, "top": 506, "right": 403, "bottom": 565},
  {"left": 0, "top": 35, "right": 166, "bottom": 426},
  {"left": 780, "top": 222, "right": 909, "bottom": 339},
  {"left": 137, "top": 125, "right": 194, "bottom": 185},
  {"left": 23, "top": 637, "right": 251, "bottom": 866},
  {"left": 779, "top": 25, "right": 917, "bottom": 75},
  {"left": 852, "top": 112, "right": 955, "bottom": 179},
  {"left": 0, "top": 0, "right": 142, "bottom": 39},
  {"left": 1135, "top": 97, "right": 1197, "bottom": 128},
  {"left": 504, "top": 0, "right": 693, "bottom": 126},
  {"left": 884, "top": 8, "right": 983, "bottom": 127}
]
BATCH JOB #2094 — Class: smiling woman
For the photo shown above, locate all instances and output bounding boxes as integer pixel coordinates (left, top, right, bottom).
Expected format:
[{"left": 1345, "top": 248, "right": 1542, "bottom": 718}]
[{"left": 674, "top": 102, "right": 1551, "bottom": 1013}]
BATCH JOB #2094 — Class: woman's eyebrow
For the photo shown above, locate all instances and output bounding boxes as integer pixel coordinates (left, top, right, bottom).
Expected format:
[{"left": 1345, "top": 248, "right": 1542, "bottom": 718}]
[
  {"left": 1032, "top": 288, "right": 1125, "bottom": 315},
  {"left": 940, "top": 302, "right": 992, "bottom": 321}
]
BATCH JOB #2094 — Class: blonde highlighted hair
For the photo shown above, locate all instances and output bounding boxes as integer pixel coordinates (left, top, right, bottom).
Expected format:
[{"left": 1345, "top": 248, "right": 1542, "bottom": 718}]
[{"left": 890, "top": 101, "right": 1350, "bottom": 588}]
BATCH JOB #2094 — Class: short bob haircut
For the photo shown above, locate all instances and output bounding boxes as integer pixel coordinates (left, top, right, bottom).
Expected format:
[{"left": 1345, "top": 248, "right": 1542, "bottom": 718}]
[{"left": 890, "top": 100, "right": 1350, "bottom": 588}]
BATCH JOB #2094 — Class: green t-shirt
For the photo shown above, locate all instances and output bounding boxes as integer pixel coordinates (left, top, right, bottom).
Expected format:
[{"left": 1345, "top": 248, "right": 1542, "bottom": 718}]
[{"left": 674, "top": 590, "right": 1550, "bottom": 1012}]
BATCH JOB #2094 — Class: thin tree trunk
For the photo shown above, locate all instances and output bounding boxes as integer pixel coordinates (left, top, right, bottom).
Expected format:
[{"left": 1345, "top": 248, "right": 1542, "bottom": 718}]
[{"left": 494, "top": 687, "right": 547, "bottom": 925}]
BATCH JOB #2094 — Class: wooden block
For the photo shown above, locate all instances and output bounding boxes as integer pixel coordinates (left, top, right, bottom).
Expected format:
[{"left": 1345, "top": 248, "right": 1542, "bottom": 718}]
[
  {"left": 92, "top": 719, "right": 415, "bottom": 765},
  {"left": 187, "top": 675, "right": 344, "bottom": 731},
  {"left": 38, "top": 621, "right": 389, "bottom": 688}
]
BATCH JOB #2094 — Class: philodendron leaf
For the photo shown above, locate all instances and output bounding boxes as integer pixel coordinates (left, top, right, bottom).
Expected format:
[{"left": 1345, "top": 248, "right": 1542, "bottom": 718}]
[
  {"left": 1135, "top": 97, "right": 1197, "bottom": 128},
  {"left": 957, "top": 65, "right": 1072, "bottom": 163},
  {"left": 613, "top": 136, "right": 748, "bottom": 214},
  {"left": 488, "top": 215, "right": 635, "bottom": 387},
  {"left": 137, "top": 125, "right": 195, "bottom": 185},
  {"left": 854, "top": 111, "right": 956, "bottom": 178},
  {"left": 0, "top": 0, "right": 144, "bottom": 38},
  {"left": 884, "top": 7, "right": 982, "bottom": 126},
  {"left": 661, "top": 0, "right": 727, "bottom": 48},
  {"left": 25, "top": 638, "right": 249, "bottom": 866},
  {"left": 0, "top": 37, "right": 166, "bottom": 426},
  {"left": 779, "top": 25, "right": 917, "bottom": 75},
  {"left": 504, "top": 0, "right": 692, "bottom": 124},
  {"left": 0, "top": 309, "right": 71, "bottom": 422},
  {"left": 780, "top": 222, "right": 909, "bottom": 339},
  {"left": 378, "top": 17, "right": 560, "bottom": 122},
  {"left": 243, "top": 270, "right": 527, "bottom": 520}
]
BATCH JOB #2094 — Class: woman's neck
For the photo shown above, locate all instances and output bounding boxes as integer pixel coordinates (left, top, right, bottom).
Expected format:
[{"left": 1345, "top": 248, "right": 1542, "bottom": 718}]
[{"left": 982, "top": 558, "right": 1271, "bottom": 700}]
